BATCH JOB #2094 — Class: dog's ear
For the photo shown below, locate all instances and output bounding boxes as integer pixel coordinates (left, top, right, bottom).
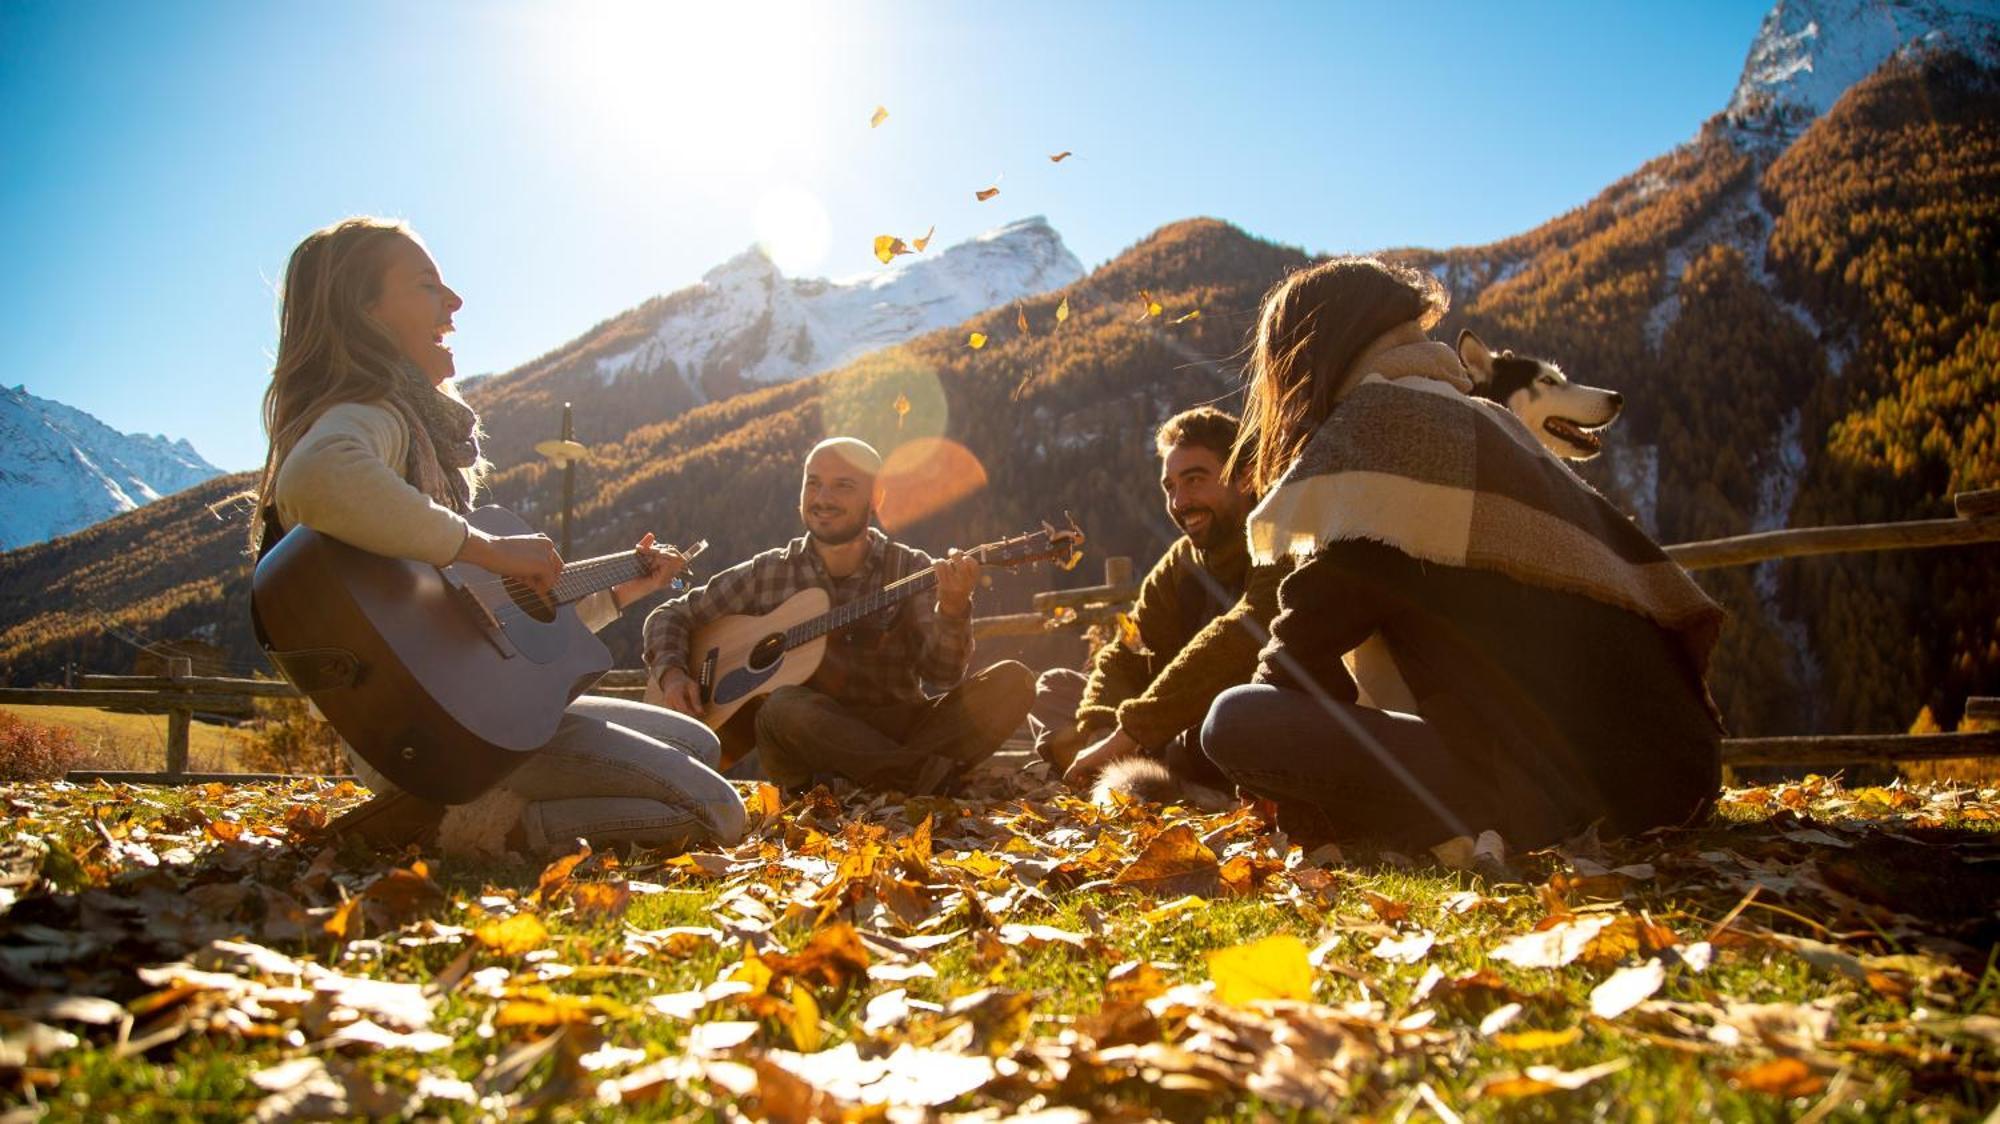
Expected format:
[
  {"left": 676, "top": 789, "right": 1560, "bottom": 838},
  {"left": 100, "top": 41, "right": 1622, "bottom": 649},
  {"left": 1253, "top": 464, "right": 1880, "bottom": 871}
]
[{"left": 1457, "top": 329, "right": 1496, "bottom": 383}]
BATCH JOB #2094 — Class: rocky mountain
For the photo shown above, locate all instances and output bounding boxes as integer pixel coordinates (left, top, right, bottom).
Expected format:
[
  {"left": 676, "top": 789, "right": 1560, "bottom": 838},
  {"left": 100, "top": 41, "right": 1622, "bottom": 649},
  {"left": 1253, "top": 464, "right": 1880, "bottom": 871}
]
[
  {"left": 4, "top": 0, "right": 1994, "bottom": 745},
  {"left": 0, "top": 384, "right": 224, "bottom": 551},
  {"left": 462, "top": 216, "right": 1084, "bottom": 470}
]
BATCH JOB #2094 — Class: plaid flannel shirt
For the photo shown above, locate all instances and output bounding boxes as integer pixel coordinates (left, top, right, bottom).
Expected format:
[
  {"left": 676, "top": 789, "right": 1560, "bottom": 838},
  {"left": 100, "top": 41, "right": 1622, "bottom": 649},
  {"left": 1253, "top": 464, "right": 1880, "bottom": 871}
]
[{"left": 642, "top": 528, "right": 974, "bottom": 708}]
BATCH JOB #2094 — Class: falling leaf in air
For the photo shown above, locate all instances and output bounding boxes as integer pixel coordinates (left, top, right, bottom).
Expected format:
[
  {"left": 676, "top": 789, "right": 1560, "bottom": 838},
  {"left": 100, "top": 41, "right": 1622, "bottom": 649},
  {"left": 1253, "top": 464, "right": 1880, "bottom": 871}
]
[
  {"left": 1056, "top": 295, "right": 1070, "bottom": 324},
  {"left": 975, "top": 186, "right": 1000, "bottom": 202},
  {"left": 1136, "top": 290, "right": 1163, "bottom": 321},
  {"left": 1208, "top": 933, "right": 1314, "bottom": 1005},
  {"left": 912, "top": 225, "right": 935, "bottom": 252},
  {"left": 870, "top": 105, "right": 888, "bottom": 128},
  {"left": 893, "top": 392, "right": 911, "bottom": 430},
  {"left": 1049, "top": 151, "right": 1073, "bottom": 162},
  {"left": 1173, "top": 309, "right": 1202, "bottom": 324},
  {"left": 874, "top": 235, "right": 912, "bottom": 265},
  {"left": 1016, "top": 304, "right": 1030, "bottom": 335},
  {"left": 968, "top": 332, "right": 988, "bottom": 350}
]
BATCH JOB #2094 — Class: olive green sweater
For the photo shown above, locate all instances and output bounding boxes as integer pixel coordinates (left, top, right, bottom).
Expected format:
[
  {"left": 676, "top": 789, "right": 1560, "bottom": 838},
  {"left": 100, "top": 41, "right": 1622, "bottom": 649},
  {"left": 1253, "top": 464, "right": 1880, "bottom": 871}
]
[{"left": 1075, "top": 525, "right": 1289, "bottom": 748}]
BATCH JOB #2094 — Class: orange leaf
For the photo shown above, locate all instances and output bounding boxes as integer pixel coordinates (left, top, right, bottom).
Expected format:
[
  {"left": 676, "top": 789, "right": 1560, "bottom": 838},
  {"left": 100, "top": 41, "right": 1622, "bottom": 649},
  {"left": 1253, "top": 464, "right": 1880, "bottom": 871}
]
[
  {"left": 571, "top": 881, "right": 632, "bottom": 922},
  {"left": 1016, "top": 304, "right": 1029, "bottom": 335},
  {"left": 539, "top": 843, "right": 591, "bottom": 908},
  {"left": 1725, "top": 1057, "right": 1826, "bottom": 1098},
  {"left": 761, "top": 922, "right": 872, "bottom": 990},
  {"left": 322, "top": 896, "right": 363, "bottom": 942},
  {"left": 869, "top": 105, "right": 888, "bottom": 128},
  {"left": 1364, "top": 891, "right": 1410, "bottom": 924},
  {"left": 1112, "top": 824, "right": 1219, "bottom": 897},
  {"left": 1049, "top": 150, "right": 1072, "bottom": 162},
  {"left": 968, "top": 332, "right": 987, "bottom": 350},
  {"left": 912, "top": 225, "right": 935, "bottom": 252},
  {"left": 892, "top": 392, "right": 912, "bottom": 430},
  {"left": 975, "top": 186, "right": 1000, "bottom": 202},
  {"left": 745, "top": 782, "right": 784, "bottom": 819}
]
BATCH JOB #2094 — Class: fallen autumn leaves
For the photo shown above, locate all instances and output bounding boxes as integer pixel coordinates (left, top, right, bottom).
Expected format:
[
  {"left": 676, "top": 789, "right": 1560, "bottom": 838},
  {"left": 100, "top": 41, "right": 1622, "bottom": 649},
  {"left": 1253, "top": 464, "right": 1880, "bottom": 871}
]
[{"left": 2, "top": 769, "right": 1997, "bottom": 1120}]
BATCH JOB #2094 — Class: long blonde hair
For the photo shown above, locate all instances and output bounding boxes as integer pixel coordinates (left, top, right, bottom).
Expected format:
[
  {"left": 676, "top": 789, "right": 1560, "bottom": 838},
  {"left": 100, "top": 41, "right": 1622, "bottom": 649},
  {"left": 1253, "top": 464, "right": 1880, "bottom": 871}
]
[
  {"left": 250, "top": 217, "right": 479, "bottom": 547},
  {"left": 1228, "top": 257, "right": 1448, "bottom": 495}
]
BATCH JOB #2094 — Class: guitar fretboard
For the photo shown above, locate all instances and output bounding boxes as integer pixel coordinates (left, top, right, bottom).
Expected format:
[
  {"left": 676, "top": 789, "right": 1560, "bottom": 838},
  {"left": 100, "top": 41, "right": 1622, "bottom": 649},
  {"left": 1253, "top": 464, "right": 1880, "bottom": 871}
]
[
  {"left": 550, "top": 552, "right": 649, "bottom": 605},
  {"left": 777, "top": 535, "right": 1046, "bottom": 649}
]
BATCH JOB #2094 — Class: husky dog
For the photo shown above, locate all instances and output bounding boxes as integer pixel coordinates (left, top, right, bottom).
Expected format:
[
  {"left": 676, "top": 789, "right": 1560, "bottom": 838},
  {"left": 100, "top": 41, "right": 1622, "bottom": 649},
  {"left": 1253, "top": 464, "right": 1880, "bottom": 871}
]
[{"left": 1457, "top": 329, "right": 1622, "bottom": 461}]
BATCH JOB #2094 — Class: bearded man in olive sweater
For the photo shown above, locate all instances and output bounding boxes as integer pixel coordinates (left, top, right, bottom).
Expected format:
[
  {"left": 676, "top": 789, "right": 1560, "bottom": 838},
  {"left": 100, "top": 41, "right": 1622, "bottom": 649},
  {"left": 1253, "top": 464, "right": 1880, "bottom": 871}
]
[{"left": 1031, "top": 407, "right": 1291, "bottom": 792}]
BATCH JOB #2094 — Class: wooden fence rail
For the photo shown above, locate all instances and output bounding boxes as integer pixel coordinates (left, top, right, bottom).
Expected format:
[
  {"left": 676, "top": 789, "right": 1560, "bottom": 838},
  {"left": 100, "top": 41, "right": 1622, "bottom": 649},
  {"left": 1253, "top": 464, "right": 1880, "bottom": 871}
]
[{"left": 20, "top": 490, "right": 2000, "bottom": 784}]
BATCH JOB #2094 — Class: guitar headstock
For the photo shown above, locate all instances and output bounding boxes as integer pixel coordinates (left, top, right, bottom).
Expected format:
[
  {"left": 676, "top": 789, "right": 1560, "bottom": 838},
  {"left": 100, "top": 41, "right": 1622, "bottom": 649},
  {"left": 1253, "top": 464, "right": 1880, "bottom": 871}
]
[{"left": 974, "top": 515, "right": 1087, "bottom": 571}]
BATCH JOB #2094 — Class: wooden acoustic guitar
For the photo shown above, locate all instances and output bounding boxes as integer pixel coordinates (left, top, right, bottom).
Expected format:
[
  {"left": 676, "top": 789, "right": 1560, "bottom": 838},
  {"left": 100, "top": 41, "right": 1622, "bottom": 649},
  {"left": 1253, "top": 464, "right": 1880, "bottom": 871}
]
[
  {"left": 645, "top": 521, "right": 1084, "bottom": 731},
  {"left": 252, "top": 506, "right": 666, "bottom": 804}
]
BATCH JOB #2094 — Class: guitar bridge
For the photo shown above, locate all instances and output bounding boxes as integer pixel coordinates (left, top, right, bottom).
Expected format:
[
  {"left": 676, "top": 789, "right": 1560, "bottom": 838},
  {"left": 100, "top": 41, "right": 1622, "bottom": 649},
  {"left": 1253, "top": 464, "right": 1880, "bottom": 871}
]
[{"left": 698, "top": 650, "right": 718, "bottom": 706}]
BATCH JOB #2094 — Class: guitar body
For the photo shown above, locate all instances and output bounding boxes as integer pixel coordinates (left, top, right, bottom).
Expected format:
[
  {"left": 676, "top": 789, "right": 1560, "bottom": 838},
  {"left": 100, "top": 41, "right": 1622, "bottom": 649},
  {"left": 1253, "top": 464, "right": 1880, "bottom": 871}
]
[
  {"left": 645, "top": 588, "right": 831, "bottom": 731},
  {"left": 252, "top": 506, "right": 611, "bottom": 804}
]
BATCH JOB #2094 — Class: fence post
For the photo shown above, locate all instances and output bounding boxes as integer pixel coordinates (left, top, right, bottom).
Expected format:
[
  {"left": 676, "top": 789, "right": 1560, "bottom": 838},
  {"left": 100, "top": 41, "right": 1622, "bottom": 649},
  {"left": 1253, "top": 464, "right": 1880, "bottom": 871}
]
[
  {"left": 1103, "top": 556, "right": 1133, "bottom": 588},
  {"left": 164, "top": 657, "right": 192, "bottom": 777}
]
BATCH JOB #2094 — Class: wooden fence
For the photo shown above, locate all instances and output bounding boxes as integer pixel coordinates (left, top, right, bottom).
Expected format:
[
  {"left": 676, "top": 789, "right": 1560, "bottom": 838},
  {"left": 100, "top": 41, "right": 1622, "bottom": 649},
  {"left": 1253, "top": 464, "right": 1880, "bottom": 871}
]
[{"left": 16, "top": 489, "right": 1998, "bottom": 785}]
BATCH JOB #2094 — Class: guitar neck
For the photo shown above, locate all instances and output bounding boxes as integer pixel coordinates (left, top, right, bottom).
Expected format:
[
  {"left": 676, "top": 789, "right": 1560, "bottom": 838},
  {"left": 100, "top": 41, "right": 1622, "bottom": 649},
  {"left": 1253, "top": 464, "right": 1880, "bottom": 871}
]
[
  {"left": 548, "top": 551, "right": 647, "bottom": 606},
  {"left": 780, "top": 544, "right": 998, "bottom": 650}
]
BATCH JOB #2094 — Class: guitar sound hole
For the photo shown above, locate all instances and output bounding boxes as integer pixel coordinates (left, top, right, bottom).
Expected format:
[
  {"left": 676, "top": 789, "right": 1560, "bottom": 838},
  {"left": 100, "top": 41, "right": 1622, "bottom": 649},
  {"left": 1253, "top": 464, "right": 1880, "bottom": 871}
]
[
  {"left": 506, "top": 582, "right": 558, "bottom": 624},
  {"left": 748, "top": 635, "right": 785, "bottom": 673}
]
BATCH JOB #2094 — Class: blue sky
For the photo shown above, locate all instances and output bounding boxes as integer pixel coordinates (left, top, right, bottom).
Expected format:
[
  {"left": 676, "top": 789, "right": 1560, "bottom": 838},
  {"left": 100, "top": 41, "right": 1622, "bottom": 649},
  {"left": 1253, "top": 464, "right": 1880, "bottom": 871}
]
[{"left": 0, "top": 0, "right": 1769, "bottom": 471}]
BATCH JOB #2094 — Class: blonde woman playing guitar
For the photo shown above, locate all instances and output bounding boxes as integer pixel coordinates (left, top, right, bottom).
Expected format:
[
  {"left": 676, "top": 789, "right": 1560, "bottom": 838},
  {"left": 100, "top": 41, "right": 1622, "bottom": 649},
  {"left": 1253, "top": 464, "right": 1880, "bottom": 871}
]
[
  {"left": 643, "top": 438, "right": 1040, "bottom": 795},
  {"left": 251, "top": 217, "right": 746, "bottom": 857}
]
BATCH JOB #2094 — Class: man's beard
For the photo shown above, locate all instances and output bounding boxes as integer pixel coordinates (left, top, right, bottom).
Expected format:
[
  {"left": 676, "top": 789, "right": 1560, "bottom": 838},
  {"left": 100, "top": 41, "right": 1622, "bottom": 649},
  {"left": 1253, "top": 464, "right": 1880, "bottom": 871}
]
[
  {"left": 1175, "top": 506, "right": 1226, "bottom": 550},
  {"left": 806, "top": 505, "right": 873, "bottom": 547}
]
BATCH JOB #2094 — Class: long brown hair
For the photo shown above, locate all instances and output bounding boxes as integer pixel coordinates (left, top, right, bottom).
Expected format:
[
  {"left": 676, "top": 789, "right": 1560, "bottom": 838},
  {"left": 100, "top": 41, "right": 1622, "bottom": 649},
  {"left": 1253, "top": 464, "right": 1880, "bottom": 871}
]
[
  {"left": 250, "top": 217, "right": 473, "bottom": 547},
  {"left": 1228, "top": 257, "right": 1448, "bottom": 494}
]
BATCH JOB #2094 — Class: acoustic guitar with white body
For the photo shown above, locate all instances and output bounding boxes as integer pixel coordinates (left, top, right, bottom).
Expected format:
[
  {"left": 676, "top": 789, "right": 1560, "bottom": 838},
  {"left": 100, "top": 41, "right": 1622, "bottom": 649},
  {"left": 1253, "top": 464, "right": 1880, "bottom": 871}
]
[{"left": 646, "top": 521, "right": 1084, "bottom": 730}]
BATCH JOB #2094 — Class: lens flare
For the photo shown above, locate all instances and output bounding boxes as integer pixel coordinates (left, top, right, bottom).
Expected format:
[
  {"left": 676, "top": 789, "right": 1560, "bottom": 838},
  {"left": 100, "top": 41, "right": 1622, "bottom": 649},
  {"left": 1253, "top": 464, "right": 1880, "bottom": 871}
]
[{"left": 875, "top": 437, "right": 988, "bottom": 532}]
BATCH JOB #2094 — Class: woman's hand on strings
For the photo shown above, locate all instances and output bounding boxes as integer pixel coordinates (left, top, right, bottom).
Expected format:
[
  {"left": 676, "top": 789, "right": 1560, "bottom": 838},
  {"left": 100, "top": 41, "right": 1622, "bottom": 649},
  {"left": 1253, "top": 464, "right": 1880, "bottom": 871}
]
[
  {"left": 611, "top": 533, "right": 689, "bottom": 609},
  {"left": 458, "top": 529, "right": 562, "bottom": 593}
]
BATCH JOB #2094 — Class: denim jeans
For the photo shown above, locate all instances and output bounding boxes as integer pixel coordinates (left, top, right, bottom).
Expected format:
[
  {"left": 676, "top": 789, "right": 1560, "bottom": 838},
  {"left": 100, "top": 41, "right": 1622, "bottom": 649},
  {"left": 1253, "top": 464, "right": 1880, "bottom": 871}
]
[
  {"left": 1201, "top": 683, "right": 1490, "bottom": 848},
  {"left": 1032, "top": 667, "right": 1231, "bottom": 787},
  {"left": 501, "top": 695, "right": 748, "bottom": 855},
  {"left": 751, "top": 661, "right": 1035, "bottom": 791}
]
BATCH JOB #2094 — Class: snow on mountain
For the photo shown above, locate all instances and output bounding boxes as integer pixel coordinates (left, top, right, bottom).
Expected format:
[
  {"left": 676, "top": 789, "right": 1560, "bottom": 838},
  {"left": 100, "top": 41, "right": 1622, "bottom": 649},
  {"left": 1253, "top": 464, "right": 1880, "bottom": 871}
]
[
  {"left": 0, "top": 384, "right": 224, "bottom": 551},
  {"left": 591, "top": 216, "right": 1085, "bottom": 402},
  {"left": 1724, "top": 0, "right": 1999, "bottom": 141}
]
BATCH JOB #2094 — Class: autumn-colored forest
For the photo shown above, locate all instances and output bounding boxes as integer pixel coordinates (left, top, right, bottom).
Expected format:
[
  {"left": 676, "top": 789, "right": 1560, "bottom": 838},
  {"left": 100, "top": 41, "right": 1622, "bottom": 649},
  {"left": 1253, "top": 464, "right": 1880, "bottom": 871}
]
[{"left": 2, "top": 50, "right": 1993, "bottom": 742}]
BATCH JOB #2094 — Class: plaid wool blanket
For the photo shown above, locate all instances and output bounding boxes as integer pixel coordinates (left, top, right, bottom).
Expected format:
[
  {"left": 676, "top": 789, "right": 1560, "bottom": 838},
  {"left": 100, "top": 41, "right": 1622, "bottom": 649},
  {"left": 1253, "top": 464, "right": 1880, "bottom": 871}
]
[{"left": 1247, "top": 374, "right": 1725, "bottom": 675}]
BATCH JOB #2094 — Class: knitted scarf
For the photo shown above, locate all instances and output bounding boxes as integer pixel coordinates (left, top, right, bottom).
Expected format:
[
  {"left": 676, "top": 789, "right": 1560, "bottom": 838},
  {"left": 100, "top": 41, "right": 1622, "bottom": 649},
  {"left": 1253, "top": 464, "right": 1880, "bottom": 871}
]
[
  {"left": 386, "top": 363, "right": 481, "bottom": 514},
  {"left": 1248, "top": 372, "right": 1725, "bottom": 676}
]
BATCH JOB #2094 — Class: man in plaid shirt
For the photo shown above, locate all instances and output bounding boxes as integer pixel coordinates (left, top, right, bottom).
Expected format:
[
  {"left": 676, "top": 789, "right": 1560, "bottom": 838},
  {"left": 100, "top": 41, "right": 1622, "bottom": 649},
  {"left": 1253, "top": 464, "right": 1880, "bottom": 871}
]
[{"left": 644, "top": 437, "right": 1034, "bottom": 793}]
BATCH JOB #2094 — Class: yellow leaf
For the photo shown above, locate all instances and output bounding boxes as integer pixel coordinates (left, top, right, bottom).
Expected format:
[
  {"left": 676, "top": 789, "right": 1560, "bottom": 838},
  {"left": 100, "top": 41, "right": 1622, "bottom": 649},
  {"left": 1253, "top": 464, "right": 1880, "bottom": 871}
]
[
  {"left": 975, "top": 186, "right": 1000, "bottom": 202},
  {"left": 873, "top": 235, "right": 911, "bottom": 265},
  {"left": 1056, "top": 295, "right": 1069, "bottom": 323},
  {"left": 1016, "top": 304, "right": 1030, "bottom": 335},
  {"left": 1173, "top": 309, "right": 1201, "bottom": 323},
  {"left": 869, "top": 105, "right": 888, "bottom": 128},
  {"left": 1136, "top": 290, "right": 1162, "bottom": 321},
  {"left": 475, "top": 912, "right": 549, "bottom": 956},
  {"left": 731, "top": 949, "right": 775, "bottom": 996},
  {"left": 571, "top": 881, "right": 632, "bottom": 922},
  {"left": 1115, "top": 611, "right": 1141, "bottom": 650},
  {"left": 1495, "top": 1026, "right": 1582, "bottom": 1051},
  {"left": 789, "top": 984, "right": 822, "bottom": 1052},
  {"left": 1142, "top": 894, "right": 1205, "bottom": 923},
  {"left": 1049, "top": 150, "right": 1072, "bottom": 162},
  {"left": 893, "top": 392, "right": 911, "bottom": 430},
  {"left": 745, "top": 782, "right": 783, "bottom": 819},
  {"left": 538, "top": 843, "right": 592, "bottom": 908},
  {"left": 968, "top": 332, "right": 987, "bottom": 350},
  {"left": 1207, "top": 934, "right": 1313, "bottom": 1005},
  {"left": 912, "top": 225, "right": 934, "bottom": 252}
]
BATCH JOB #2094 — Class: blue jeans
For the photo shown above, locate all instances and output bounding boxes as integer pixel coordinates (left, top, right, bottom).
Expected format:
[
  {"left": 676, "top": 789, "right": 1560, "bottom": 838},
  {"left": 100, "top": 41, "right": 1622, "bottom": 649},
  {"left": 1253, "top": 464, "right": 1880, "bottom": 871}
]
[
  {"left": 1202, "top": 684, "right": 1490, "bottom": 847},
  {"left": 501, "top": 696, "right": 748, "bottom": 854}
]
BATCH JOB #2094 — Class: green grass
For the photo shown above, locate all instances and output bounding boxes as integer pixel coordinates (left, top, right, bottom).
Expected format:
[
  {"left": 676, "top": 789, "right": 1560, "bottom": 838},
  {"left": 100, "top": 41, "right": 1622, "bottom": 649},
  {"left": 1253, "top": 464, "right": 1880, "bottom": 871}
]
[{"left": 3, "top": 772, "right": 1996, "bottom": 1121}]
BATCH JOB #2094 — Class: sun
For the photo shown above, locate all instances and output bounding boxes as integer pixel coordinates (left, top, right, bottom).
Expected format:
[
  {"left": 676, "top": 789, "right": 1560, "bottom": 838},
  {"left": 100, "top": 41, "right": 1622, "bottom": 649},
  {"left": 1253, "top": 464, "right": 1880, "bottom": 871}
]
[{"left": 534, "top": 1, "right": 833, "bottom": 179}]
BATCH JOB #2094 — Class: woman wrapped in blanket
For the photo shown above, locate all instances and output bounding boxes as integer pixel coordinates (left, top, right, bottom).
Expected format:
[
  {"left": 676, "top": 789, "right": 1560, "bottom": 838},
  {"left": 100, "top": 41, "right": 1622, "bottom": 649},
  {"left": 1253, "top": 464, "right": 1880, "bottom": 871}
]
[
  {"left": 252, "top": 217, "right": 747, "bottom": 857},
  {"left": 1202, "top": 257, "right": 1723, "bottom": 849}
]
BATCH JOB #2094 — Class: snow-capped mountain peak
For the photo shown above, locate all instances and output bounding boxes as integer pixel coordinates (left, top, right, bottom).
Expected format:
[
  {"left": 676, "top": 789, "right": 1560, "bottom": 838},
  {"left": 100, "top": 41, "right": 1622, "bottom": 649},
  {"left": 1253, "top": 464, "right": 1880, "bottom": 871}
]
[
  {"left": 0, "top": 384, "right": 224, "bottom": 551},
  {"left": 592, "top": 216, "right": 1084, "bottom": 402},
  {"left": 1725, "top": 0, "right": 1999, "bottom": 139}
]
